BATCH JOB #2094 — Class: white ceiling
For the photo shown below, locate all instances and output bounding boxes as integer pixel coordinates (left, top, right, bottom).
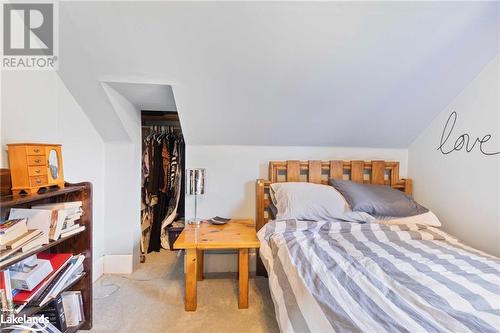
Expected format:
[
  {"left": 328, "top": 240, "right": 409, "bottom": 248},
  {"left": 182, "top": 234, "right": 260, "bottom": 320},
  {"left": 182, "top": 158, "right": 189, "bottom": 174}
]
[
  {"left": 58, "top": 1, "right": 499, "bottom": 146},
  {"left": 105, "top": 82, "right": 177, "bottom": 112}
]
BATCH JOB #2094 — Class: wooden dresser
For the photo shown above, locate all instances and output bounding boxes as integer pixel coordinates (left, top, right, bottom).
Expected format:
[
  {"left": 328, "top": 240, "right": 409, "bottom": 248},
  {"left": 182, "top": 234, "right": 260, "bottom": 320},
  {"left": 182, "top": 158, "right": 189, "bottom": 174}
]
[{"left": 7, "top": 143, "right": 65, "bottom": 195}]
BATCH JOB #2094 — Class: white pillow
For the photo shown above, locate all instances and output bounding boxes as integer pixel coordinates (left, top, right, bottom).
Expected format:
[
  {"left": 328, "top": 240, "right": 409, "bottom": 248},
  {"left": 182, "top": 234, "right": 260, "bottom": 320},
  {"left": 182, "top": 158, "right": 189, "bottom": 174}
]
[
  {"left": 375, "top": 211, "right": 442, "bottom": 227},
  {"left": 270, "top": 182, "right": 350, "bottom": 221}
]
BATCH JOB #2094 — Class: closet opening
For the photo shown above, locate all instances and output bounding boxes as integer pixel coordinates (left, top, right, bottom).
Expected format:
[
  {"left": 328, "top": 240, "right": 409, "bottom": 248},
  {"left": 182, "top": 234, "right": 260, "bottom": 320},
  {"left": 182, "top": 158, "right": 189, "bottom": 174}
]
[{"left": 140, "top": 110, "right": 185, "bottom": 263}]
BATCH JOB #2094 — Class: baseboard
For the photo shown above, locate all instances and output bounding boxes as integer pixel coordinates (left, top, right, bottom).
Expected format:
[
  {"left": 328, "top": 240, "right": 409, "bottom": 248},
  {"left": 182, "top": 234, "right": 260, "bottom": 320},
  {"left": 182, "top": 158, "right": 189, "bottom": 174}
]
[
  {"left": 93, "top": 256, "right": 104, "bottom": 283},
  {"left": 93, "top": 251, "right": 253, "bottom": 283},
  {"left": 92, "top": 254, "right": 133, "bottom": 283},
  {"left": 103, "top": 254, "right": 134, "bottom": 274}
]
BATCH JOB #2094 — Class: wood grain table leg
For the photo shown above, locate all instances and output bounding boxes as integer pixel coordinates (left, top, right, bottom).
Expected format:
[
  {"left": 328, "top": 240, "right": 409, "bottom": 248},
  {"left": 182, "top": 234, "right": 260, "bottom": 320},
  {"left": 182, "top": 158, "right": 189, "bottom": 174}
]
[
  {"left": 197, "top": 249, "right": 204, "bottom": 281},
  {"left": 238, "top": 248, "right": 249, "bottom": 309},
  {"left": 185, "top": 249, "right": 198, "bottom": 311}
]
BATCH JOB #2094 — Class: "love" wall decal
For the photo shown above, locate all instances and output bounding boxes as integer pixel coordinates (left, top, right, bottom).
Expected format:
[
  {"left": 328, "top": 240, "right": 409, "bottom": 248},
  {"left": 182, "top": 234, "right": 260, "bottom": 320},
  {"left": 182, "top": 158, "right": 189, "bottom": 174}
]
[{"left": 437, "top": 111, "right": 500, "bottom": 156}]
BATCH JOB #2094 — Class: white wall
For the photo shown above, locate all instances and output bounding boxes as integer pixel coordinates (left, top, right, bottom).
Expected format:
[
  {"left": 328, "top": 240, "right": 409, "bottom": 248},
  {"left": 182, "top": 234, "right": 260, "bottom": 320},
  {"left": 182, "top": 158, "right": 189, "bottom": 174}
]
[
  {"left": 186, "top": 145, "right": 408, "bottom": 220},
  {"left": 102, "top": 83, "right": 142, "bottom": 271},
  {"left": 0, "top": 72, "right": 144, "bottom": 278},
  {"left": 0, "top": 71, "right": 106, "bottom": 279},
  {"left": 186, "top": 145, "right": 408, "bottom": 272},
  {"left": 102, "top": 142, "right": 139, "bottom": 272},
  {"left": 409, "top": 55, "right": 500, "bottom": 257}
]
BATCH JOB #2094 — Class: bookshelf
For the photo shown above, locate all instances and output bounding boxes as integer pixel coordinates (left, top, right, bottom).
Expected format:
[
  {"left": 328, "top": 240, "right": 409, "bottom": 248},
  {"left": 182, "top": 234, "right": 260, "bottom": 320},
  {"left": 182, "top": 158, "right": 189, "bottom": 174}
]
[{"left": 0, "top": 182, "right": 93, "bottom": 331}]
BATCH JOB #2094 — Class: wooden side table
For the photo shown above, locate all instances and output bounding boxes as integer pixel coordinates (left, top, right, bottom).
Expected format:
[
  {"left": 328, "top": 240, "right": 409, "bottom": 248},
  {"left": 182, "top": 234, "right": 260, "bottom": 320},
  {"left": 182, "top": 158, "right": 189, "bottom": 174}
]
[{"left": 173, "top": 219, "right": 260, "bottom": 311}]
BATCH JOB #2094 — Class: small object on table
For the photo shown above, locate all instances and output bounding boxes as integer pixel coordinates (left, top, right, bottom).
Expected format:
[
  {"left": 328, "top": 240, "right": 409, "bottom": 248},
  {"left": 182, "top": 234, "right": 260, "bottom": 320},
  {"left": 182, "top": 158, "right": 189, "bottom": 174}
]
[
  {"left": 173, "top": 219, "right": 260, "bottom": 311},
  {"left": 207, "top": 216, "right": 231, "bottom": 225}
]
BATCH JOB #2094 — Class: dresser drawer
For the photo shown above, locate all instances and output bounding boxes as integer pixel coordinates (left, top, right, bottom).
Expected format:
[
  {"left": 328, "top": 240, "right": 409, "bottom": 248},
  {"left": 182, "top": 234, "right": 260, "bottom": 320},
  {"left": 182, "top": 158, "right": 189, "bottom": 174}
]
[
  {"left": 28, "top": 165, "right": 47, "bottom": 176},
  {"left": 29, "top": 175, "right": 48, "bottom": 187},
  {"left": 26, "top": 146, "right": 45, "bottom": 155},
  {"left": 27, "top": 155, "right": 46, "bottom": 166}
]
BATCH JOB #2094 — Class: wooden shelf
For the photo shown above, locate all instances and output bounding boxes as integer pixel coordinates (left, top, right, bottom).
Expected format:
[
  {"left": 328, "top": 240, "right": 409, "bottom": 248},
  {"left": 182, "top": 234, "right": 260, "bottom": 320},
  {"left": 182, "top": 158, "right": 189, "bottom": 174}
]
[
  {"left": 0, "top": 185, "right": 85, "bottom": 208},
  {"left": 1, "top": 182, "right": 93, "bottom": 331},
  {"left": 0, "top": 229, "right": 86, "bottom": 270}
]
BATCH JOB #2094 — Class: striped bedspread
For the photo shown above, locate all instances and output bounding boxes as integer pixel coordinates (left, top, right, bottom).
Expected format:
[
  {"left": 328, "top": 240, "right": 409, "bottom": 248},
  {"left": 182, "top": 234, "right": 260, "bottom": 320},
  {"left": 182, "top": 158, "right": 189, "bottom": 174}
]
[{"left": 258, "top": 219, "right": 500, "bottom": 333}]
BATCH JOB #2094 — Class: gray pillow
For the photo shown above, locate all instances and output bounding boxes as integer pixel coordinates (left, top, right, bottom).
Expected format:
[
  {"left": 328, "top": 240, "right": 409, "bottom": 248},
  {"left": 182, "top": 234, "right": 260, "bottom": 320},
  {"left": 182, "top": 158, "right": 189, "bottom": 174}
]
[
  {"left": 268, "top": 202, "right": 278, "bottom": 220},
  {"left": 330, "top": 180, "right": 428, "bottom": 217}
]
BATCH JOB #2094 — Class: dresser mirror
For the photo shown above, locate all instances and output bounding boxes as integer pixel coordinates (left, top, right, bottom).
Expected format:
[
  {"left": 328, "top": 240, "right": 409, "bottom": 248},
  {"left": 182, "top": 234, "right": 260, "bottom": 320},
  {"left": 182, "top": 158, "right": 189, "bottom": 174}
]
[{"left": 48, "top": 149, "right": 59, "bottom": 179}]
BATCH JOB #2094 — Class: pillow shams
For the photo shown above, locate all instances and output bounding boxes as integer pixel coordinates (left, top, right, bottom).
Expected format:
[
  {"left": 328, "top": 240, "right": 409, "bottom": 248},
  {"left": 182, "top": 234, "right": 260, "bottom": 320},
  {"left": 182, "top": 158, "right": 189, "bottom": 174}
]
[
  {"left": 330, "top": 179, "right": 428, "bottom": 217},
  {"left": 270, "top": 182, "right": 351, "bottom": 221}
]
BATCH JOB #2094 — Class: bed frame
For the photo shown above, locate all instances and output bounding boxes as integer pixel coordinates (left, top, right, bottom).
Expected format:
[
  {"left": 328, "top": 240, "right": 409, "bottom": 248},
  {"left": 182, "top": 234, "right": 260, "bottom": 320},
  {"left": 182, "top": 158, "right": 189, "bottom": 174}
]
[{"left": 255, "top": 160, "right": 412, "bottom": 276}]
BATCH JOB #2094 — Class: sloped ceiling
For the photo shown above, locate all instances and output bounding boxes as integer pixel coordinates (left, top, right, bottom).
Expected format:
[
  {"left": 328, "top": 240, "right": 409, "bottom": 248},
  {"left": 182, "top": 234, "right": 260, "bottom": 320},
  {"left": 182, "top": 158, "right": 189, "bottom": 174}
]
[
  {"left": 105, "top": 82, "right": 177, "bottom": 112},
  {"left": 59, "top": 1, "right": 499, "bottom": 146}
]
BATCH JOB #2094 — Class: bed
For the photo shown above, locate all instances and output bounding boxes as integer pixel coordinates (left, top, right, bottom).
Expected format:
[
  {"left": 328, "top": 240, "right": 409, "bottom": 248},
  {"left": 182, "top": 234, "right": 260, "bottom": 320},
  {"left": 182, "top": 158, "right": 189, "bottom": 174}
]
[{"left": 255, "top": 160, "right": 500, "bottom": 333}]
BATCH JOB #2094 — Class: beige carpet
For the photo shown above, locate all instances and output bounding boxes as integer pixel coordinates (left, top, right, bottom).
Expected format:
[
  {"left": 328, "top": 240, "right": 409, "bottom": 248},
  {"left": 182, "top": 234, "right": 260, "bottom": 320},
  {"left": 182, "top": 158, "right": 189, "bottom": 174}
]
[{"left": 90, "top": 250, "right": 280, "bottom": 333}]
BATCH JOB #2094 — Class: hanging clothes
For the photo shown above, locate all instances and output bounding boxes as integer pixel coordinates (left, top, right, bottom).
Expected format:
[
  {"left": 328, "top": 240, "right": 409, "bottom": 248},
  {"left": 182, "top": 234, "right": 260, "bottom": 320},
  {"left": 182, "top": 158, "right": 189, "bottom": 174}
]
[{"left": 141, "top": 126, "right": 184, "bottom": 253}]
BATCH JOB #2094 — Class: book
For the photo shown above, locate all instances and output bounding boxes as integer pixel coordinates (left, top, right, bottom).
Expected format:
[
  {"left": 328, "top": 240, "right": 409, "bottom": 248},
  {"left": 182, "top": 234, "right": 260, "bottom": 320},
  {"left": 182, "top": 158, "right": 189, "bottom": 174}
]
[
  {"left": 36, "top": 294, "right": 67, "bottom": 332},
  {"left": 0, "top": 218, "right": 26, "bottom": 233},
  {"left": 9, "top": 208, "right": 67, "bottom": 242},
  {"left": 30, "top": 263, "right": 73, "bottom": 307},
  {"left": 60, "top": 225, "right": 85, "bottom": 238},
  {"left": 36, "top": 254, "right": 85, "bottom": 307},
  {"left": 77, "top": 291, "right": 85, "bottom": 322},
  {"left": 32, "top": 202, "right": 83, "bottom": 222},
  {"left": 1, "top": 229, "right": 42, "bottom": 250},
  {"left": 59, "top": 224, "right": 80, "bottom": 234},
  {"left": 0, "top": 246, "right": 35, "bottom": 266},
  {"left": 21, "top": 233, "right": 46, "bottom": 253},
  {"left": 62, "top": 216, "right": 81, "bottom": 230},
  {"left": 8, "top": 255, "right": 37, "bottom": 273},
  {"left": 0, "top": 269, "right": 14, "bottom": 313},
  {"left": 62, "top": 272, "right": 84, "bottom": 290},
  {"left": 0, "top": 218, "right": 28, "bottom": 246},
  {"left": 10, "top": 258, "right": 53, "bottom": 291},
  {"left": 61, "top": 291, "right": 83, "bottom": 327},
  {"left": 0, "top": 287, "right": 7, "bottom": 311},
  {"left": 13, "top": 253, "right": 72, "bottom": 305},
  {"left": 32, "top": 201, "right": 82, "bottom": 211},
  {"left": 0, "top": 246, "right": 22, "bottom": 263},
  {"left": 65, "top": 211, "right": 83, "bottom": 221},
  {"left": 0, "top": 233, "right": 48, "bottom": 265}
]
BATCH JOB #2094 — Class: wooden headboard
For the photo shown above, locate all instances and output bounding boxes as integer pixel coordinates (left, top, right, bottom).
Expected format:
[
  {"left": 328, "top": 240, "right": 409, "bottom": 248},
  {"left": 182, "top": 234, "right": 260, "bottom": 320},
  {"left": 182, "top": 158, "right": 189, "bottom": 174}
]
[
  {"left": 255, "top": 160, "right": 411, "bottom": 276},
  {"left": 256, "top": 160, "right": 412, "bottom": 231}
]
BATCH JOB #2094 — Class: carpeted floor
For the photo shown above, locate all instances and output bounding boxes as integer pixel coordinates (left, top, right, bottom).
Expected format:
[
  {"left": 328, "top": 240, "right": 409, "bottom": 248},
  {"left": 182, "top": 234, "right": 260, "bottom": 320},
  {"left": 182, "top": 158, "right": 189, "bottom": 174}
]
[{"left": 90, "top": 250, "right": 280, "bottom": 333}]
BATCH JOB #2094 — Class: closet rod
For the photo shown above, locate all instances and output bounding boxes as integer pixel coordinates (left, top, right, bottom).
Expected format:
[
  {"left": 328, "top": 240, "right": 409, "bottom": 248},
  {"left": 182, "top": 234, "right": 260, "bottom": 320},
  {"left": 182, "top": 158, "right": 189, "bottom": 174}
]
[{"left": 141, "top": 120, "right": 181, "bottom": 127}]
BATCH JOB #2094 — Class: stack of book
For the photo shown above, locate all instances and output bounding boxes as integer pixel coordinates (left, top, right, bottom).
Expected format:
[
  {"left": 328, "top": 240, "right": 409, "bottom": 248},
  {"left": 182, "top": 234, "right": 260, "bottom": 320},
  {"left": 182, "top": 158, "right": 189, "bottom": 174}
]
[
  {"left": 1, "top": 201, "right": 85, "bottom": 265},
  {"left": 0, "top": 252, "right": 85, "bottom": 316},
  {"left": 32, "top": 201, "right": 85, "bottom": 238},
  {"left": 60, "top": 290, "right": 85, "bottom": 327},
  {"left": 0, "top": 218, "right": 45, "bottom": 263},
  {"left": 36, "top": 293, "right": 67, "bottom": 332}
]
